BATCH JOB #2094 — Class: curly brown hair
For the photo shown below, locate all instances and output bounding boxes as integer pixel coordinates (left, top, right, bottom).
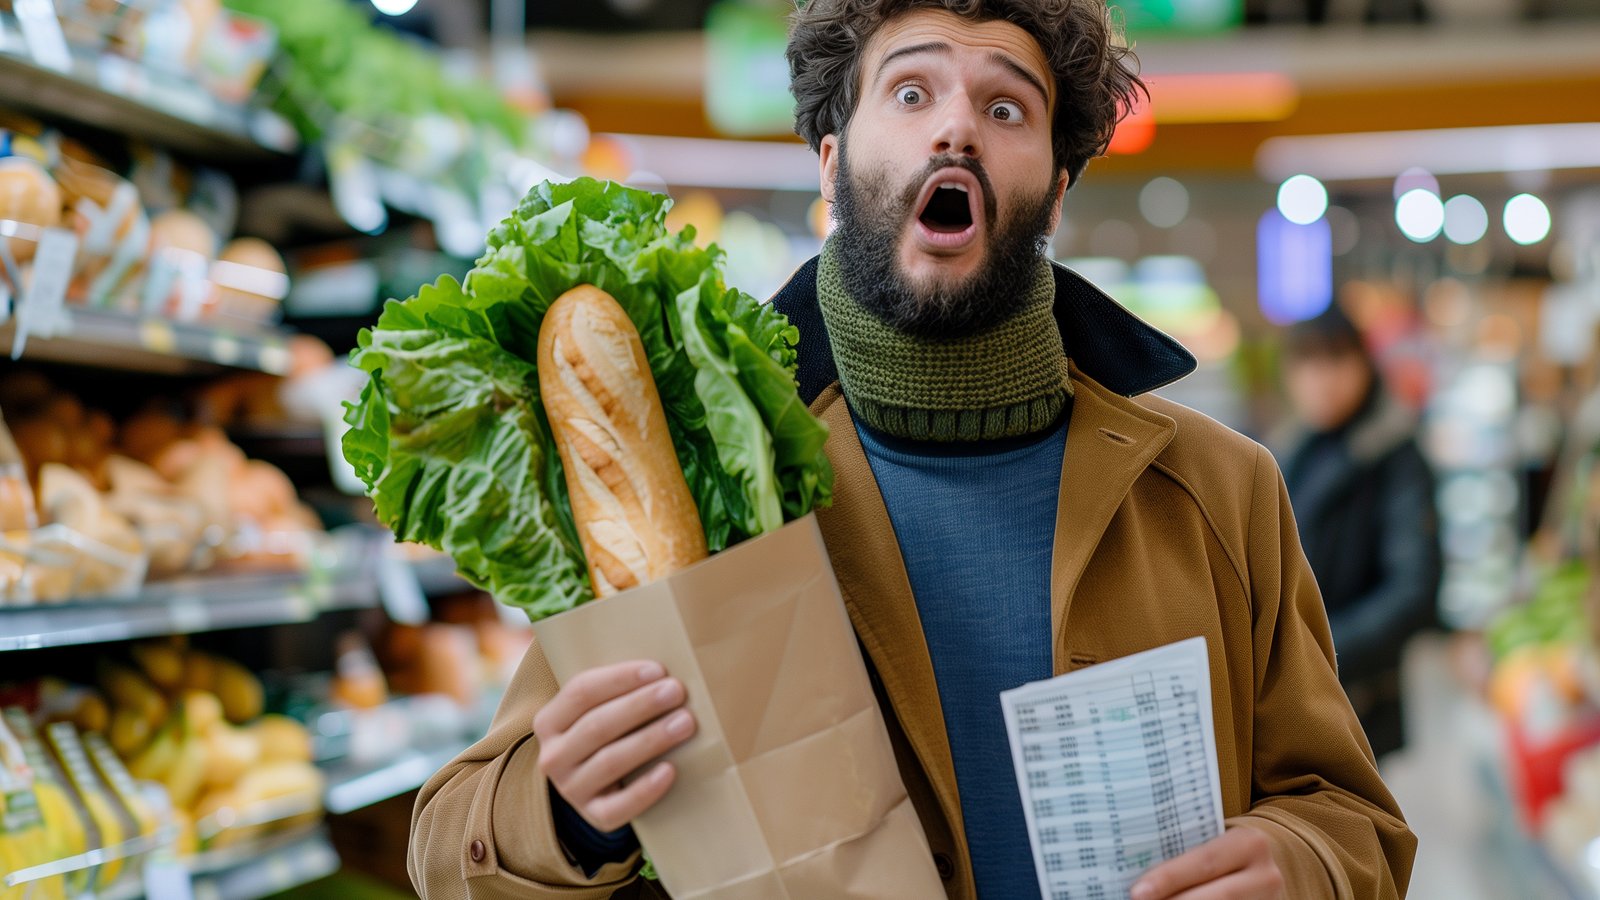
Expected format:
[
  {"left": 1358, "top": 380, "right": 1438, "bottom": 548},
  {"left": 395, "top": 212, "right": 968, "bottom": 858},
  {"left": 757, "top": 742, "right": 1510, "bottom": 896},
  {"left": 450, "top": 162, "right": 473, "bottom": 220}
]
[{"left": 786, "top": 0, "right": 1145, "bottom": 185}]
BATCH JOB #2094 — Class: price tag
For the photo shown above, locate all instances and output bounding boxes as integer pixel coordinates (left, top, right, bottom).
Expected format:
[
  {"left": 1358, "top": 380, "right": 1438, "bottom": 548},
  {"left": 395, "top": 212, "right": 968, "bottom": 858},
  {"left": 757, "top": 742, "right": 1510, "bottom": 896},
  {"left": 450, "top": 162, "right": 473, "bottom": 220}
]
[
  {"left": 12, "top": 227, "right": 77, "bottom": 356},
  {"left": 258, "top": 343, "right": 291, "bottom": 375},
  {"left": 14, "top": 0, "right": 71, "bottom": 73},
  {"left": 210, "top": 335, "right": 241, "bottom": 366},
  {"left": 376, "top": 549, "right": 429, "bottom": 625},
  {"left": 139, "top": 319, "right": 176, "bottom": 355},
  {"left": 169, "top": 596, "right": 208, "bottom": 634},
  {"left": 25, "top": 227, "right": 77, "bottom": 332}
]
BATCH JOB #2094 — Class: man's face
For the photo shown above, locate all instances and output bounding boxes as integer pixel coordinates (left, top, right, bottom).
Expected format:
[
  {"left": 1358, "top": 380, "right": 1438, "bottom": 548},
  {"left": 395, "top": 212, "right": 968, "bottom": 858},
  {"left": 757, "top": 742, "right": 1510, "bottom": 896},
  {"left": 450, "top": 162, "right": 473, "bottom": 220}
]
[
  {"left": 1286, "top": 349, "right": 1373, "bottom": 432},
  {"left": 819, "top": 10, "right": 1068, "bottom": 336}
]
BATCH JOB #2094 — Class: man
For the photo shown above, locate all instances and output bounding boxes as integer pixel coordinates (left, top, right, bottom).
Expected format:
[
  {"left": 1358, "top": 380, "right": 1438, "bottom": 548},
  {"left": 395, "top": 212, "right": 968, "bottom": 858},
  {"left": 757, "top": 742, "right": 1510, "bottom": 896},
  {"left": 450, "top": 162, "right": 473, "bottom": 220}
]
[
  {"left": 408, "top": 2, "right": 1416, "bottom": 898},
  {"left": 1279, "top": 308, "right": 1441, "bottom": 760}
]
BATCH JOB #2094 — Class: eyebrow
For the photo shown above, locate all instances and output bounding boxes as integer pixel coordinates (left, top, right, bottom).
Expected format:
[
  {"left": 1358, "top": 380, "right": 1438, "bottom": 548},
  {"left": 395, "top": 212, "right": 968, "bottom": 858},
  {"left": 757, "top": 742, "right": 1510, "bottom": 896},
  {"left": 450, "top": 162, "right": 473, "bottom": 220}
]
[
  {"left": 991, "top": 52, "right": 1051, "bottom": 109},
  {"left": 875, "top": 41, "right": 950, "bottom": 83},
  {"left": 873, "top": 40, "right": 1051, "bottom": 109}
]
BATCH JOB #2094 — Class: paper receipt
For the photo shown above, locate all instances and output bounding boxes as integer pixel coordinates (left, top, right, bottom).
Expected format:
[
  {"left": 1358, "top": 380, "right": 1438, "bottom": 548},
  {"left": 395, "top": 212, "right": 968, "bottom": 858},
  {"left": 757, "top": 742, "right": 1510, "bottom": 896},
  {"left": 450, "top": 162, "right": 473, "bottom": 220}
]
[{"left": 1001, "top": 637, "right": 1226, "bottom": 900}]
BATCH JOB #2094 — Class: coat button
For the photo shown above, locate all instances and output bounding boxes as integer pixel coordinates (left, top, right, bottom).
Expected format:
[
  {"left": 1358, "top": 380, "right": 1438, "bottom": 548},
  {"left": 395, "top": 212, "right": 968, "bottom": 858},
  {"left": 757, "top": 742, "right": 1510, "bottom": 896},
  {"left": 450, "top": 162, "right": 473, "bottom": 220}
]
[
  {"left": 469, "top": 839, "right": 486, "bottom": 863},
  {"left": 933, "top": 853, "right": 954, "bottom": 880}
]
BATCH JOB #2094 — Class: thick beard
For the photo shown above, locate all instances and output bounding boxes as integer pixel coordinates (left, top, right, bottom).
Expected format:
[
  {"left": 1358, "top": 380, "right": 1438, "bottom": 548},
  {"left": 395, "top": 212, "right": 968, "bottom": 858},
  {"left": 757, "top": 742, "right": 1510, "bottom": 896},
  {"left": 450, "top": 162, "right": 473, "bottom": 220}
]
[{"left": 831, "top": 141, "right": 1057, "bottom": 340}]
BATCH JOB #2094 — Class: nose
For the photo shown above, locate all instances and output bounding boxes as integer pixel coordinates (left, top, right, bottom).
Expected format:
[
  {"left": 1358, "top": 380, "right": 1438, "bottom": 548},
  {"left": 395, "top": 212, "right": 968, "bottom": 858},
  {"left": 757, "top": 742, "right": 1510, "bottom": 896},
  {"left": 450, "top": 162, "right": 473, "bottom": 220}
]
[{"left": 930, "top": 92, "right": 982, "bottom": 159}]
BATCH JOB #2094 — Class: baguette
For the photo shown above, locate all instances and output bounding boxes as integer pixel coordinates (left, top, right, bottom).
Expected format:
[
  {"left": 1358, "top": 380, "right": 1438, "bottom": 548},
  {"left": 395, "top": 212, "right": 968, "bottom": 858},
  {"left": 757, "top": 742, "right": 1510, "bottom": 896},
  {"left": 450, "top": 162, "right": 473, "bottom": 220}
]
[{"left": 537, "top": 285, "right": 708, "bottom": 597}]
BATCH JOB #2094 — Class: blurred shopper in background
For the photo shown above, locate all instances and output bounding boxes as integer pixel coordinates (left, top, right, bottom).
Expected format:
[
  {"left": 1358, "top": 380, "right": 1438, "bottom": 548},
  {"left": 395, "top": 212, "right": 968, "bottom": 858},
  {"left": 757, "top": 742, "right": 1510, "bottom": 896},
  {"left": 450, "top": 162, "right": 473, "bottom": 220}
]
[{"left": 1280, "top": 307, "right": 1442, "bottom": 760}]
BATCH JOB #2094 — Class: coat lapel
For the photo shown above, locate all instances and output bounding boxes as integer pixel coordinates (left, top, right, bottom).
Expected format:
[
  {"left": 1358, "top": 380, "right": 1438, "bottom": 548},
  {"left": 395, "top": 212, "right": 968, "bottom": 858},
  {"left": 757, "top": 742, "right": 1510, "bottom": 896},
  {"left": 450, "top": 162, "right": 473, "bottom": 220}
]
[
  {"left": 808, "top": 384, "right": 967, "bottom": 848},
  {"left": 1049, "top": 365, "right": 1176, "bottom": 668}
]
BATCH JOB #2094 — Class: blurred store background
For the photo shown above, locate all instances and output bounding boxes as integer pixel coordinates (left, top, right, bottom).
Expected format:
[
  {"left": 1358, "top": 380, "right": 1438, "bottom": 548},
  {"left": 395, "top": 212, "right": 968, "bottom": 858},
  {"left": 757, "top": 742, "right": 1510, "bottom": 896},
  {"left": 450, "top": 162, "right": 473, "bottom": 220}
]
[{"left": 0, "top": 0, "right": 1596, "bottom": 897}]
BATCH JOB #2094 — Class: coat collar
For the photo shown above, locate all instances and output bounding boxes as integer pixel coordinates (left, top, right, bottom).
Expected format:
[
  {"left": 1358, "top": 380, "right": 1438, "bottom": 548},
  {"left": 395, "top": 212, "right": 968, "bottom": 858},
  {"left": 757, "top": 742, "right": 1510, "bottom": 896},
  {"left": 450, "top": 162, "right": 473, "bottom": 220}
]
[
  {"left": 808, "top": 366, "right": 1177, "bottom": 887},
  {"left": 772, "top": 254, "right": 1198, "bottom": 407}
]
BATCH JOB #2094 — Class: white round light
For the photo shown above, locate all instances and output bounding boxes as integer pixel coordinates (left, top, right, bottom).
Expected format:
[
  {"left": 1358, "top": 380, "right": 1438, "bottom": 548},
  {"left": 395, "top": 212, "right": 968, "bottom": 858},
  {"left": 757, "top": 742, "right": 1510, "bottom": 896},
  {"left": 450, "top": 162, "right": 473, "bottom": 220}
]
[
  {"left": 1442, "top": 195, "right": 1489, "bottom": 245},
  {"left": 1276, "top": 175, "right": 1328, "bottom": 226},
  {"left": 1393, "top": 167, "right": 1439, "bottom": 200},
  {"left": 1139, "top": 177, "right": 1190, "bottom": 229},
  {"left": 1504, "top": 193, "right": 1551, "bottom": 246},
  {"left": 371, "top": 0, "right": 419, "bottom": 14},
  {"left": 1396, "top": 189, "right": 1444, "bottom": 242}
]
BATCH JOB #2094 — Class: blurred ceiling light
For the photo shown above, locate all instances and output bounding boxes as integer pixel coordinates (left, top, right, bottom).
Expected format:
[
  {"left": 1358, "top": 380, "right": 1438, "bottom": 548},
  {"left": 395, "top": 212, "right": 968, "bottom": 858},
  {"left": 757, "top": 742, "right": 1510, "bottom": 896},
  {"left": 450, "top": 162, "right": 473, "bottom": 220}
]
[
  {"left": 1397, "top": 189, "right": 1445, "bottom": 242},
  {"left": 1392, "top": 167, "right": 1440, "bottom": 200},
  {"left": 600, "top": 134, "right": 817, "bottom": 191},
  {"left": 1139, "top": 177, "right": 1189, "bottom": 228},
  {"left": 1256, "top": 123, "right": 1600, "bottom": 182},
  {"left": 370, "top": 0, "right": 418, "bottom": 14},
  {"left": 1145, "top": 72, "right": 1298, "bottom": 124},
  {"left": 1504, "top": 193, "right": 1552, "bottom": 245},
  {"left": 1276, "top": 174, "right": 1327, "bottom": 225},
  {"left": 1443, "top": 195, "right": 1489, "bottom": 245},
  {"left": 1258, "top": 210, "right": 1332, "bottom": 325}
]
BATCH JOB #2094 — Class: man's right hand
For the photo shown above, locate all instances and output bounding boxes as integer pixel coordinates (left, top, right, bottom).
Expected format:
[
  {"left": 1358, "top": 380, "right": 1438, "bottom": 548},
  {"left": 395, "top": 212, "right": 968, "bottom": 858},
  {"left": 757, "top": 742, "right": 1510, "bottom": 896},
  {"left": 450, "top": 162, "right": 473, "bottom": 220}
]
[{"left": 533, "top": 660, "right": 697, "bottom": 833}]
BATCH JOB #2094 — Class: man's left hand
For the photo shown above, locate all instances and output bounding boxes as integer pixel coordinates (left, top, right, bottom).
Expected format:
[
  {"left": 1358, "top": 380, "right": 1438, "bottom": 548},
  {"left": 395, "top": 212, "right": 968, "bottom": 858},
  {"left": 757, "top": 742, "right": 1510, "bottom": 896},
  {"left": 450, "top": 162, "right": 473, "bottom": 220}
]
[{"left": 1130, "top": 826, "right": 1285, "bottom": 900}]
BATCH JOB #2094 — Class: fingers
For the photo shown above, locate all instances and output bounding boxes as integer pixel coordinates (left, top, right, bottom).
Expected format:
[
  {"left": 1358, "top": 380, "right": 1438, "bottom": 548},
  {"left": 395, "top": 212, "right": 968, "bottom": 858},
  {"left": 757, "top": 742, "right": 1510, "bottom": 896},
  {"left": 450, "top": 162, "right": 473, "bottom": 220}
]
[
  {"left": 581, "top": 761, "right": 679, "bottom": 834},
  {"left": 1165, "top": 868, "right": 1285, "bottom": 900},
  {"left": 533, "top": 660, "right": 665, "bottom": 738},
  {"left": 533, "top": 659, "right": 696, "bottom": 835},
  {"left": 1132, "top": 827, "right": 1273, "bottom": 900},
  {"left": 561, "top": 705, "right": 698, "bottom": 802}
]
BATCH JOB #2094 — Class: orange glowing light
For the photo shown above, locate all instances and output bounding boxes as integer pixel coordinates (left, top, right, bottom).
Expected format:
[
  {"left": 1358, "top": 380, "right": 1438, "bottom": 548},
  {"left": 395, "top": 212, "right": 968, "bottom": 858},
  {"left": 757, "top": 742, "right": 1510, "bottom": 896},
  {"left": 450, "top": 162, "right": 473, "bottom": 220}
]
[{"left": 1108, "top": 97, "right": 1155, "bottom": 155}]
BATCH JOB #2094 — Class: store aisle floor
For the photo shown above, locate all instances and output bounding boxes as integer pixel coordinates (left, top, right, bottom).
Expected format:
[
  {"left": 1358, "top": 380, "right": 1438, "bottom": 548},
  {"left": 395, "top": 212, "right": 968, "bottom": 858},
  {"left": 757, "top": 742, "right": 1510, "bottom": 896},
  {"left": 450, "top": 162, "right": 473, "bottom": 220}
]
[{"left": 1383, "top": 633, "right": 1578, "bottom": 899}]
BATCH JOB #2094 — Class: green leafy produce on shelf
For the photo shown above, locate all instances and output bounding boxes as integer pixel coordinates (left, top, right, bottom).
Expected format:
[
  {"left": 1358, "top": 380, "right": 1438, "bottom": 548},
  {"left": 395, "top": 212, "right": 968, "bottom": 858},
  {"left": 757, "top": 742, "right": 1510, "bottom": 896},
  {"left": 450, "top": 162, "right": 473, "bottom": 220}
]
[
  {"left": 1486, "top": 561, "right": 1592, "bottom": 662},
  {"left": 343, "top": 178, "right": 834, "bottom": 621},
  {"left": 223, "top": 0, "right": 525, "bottom": 145}
]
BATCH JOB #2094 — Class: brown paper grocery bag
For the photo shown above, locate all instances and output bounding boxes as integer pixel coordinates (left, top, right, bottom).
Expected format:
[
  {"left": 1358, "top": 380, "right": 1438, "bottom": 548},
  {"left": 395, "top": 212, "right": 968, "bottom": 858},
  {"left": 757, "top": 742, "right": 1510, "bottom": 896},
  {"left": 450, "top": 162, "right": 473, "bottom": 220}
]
[{"left": 531, "top": 514, "right": 945, "bottom": 899}]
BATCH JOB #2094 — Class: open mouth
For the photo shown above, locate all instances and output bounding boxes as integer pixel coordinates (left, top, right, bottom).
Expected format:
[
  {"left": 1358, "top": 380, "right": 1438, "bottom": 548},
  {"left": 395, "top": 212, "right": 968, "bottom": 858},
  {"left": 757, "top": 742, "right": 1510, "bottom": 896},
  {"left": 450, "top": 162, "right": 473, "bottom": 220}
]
[
  {"left": 911, "top": 169, "right": 983, "bottom": 250},
  {"left": 919, "top": 184, "right": 974, "bottom": 233}
]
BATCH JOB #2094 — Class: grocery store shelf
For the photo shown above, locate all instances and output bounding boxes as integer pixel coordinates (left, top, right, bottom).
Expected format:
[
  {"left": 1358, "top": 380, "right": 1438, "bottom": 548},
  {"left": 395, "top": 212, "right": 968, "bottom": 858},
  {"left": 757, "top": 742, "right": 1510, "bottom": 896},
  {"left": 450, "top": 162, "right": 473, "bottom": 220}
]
[
  {"left": 0, "top": 49, "right": 296, "bottom": 160},
  {"left": 2, "top": 309, "right": 294, "bottom": 375},
  {"left": 189, "top": 828, "right": 340, "bottom": 900},
  {"left": 3, "top": 827, "right": 175, "bottom": 888},
  {"left": 322, "top": 742, "right": 471, "bottom": 814},
  {"left": 0, "top": 569, "right": 373, "bottom": 652}
]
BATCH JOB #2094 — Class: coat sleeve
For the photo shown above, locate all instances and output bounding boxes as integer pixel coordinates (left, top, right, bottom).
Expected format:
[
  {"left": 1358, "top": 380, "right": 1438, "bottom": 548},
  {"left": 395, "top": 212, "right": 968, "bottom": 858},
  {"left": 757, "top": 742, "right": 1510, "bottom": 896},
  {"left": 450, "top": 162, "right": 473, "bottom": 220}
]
[
  {"left": 1224, "top": 444, "right": 1417, "bottom": 899},
  {"left": 408, "top": 634, "right": 644, "bottom": 899},
  {"left": 1326, "top": 443, "right": 1441, "bottom": 683}
]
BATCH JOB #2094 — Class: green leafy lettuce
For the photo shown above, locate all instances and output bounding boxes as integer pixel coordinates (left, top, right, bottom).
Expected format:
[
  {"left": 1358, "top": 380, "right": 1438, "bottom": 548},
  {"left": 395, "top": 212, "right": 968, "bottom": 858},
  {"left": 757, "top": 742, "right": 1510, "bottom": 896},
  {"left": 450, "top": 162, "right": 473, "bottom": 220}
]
[{"left": 344, "top": 178, "right": 833, "bottom": 621}]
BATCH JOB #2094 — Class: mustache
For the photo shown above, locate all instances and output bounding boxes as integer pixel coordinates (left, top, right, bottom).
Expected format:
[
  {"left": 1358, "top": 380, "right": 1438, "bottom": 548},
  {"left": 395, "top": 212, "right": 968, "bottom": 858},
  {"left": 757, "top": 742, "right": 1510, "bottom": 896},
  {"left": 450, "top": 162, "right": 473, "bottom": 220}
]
[{"left": 900, "top": 155, "right": 999, "bottom": 224}]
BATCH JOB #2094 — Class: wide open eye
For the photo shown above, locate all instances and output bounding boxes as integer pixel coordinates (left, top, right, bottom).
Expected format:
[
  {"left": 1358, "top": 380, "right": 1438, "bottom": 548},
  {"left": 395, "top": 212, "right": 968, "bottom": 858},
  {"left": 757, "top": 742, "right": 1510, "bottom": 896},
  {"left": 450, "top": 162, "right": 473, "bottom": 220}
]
[
  {"left": 989, "top": 101, "right": 1023, "bottom": 122},
  {"left": 897, "top": 86, "right": 926, "bottom": 106}
]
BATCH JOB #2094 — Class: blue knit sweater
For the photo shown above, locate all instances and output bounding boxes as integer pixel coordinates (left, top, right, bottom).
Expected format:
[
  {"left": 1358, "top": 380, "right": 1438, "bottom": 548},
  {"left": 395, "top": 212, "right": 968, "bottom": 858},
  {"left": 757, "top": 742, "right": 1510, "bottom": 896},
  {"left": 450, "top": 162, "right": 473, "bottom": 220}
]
[{"left": 855, "top": 414, "right": 1066, "bottom": 899}]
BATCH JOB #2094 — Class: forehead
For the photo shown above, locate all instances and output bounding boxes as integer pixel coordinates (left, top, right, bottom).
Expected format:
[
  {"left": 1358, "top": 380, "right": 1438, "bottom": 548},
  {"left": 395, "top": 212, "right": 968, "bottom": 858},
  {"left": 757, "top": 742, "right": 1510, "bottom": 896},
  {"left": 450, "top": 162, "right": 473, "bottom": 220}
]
[{"left": 862, "top": 9, "right": 1053, "bottom": 102}]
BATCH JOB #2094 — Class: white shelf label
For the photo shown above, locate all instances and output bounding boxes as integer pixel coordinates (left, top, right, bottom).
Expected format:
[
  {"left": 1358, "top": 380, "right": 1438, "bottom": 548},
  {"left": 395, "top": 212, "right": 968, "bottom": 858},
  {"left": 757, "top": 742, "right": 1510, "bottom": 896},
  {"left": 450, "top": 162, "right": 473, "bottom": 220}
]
[{"left": 11, "top": 226, "right": 77, "bottom": 357}]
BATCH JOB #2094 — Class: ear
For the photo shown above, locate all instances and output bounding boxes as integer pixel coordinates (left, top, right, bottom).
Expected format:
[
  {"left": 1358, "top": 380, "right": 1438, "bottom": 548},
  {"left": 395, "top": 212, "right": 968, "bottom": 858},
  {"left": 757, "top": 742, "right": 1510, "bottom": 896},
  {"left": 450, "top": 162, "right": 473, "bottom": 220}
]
[
  {"left": 819, "top": 134, "right": 840, "bottom": 203},
  {"left": 1046, "top": 170, "right": 1070, "bottom": 234}
]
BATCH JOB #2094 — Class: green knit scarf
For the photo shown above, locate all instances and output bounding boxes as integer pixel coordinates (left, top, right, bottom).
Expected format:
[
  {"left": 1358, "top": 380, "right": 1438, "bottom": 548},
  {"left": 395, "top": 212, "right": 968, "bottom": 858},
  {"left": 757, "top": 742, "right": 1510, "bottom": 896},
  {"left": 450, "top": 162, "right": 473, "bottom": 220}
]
[{"left": 815, "top": 241, "right": 1072, "bottom": 442}]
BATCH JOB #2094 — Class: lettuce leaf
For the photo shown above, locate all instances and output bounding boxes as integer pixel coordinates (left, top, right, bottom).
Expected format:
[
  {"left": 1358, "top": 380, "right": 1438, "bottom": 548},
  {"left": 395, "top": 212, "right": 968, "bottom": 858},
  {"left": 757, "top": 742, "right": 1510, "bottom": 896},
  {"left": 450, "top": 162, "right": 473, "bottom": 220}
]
[{"left": 344, "top": 179, "right": 833, "bottom": 620}]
